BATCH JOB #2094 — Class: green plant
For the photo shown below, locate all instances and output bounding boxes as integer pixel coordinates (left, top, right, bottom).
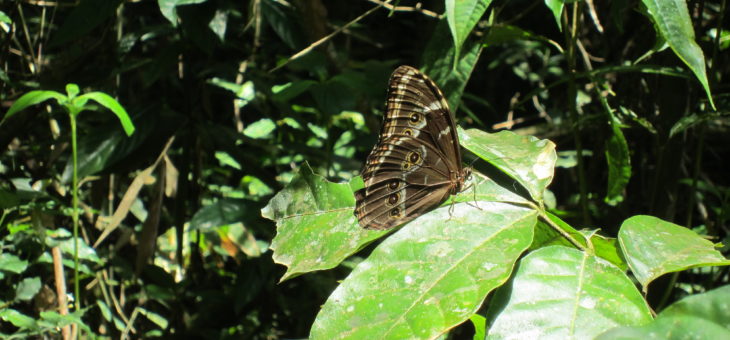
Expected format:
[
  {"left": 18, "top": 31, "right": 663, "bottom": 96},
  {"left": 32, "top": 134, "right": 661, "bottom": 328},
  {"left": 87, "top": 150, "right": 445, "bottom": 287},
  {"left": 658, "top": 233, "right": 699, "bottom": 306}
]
[{"left": 2, "top": 84, "right": 134, "bottom": 336}]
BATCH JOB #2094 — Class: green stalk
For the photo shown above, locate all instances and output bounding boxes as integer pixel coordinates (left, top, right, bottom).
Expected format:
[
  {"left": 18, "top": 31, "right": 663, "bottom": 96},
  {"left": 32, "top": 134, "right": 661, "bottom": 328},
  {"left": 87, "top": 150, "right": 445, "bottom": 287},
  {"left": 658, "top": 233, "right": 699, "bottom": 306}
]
[{"left": 69, "top": 111, "right": 80, "bottom": 311}]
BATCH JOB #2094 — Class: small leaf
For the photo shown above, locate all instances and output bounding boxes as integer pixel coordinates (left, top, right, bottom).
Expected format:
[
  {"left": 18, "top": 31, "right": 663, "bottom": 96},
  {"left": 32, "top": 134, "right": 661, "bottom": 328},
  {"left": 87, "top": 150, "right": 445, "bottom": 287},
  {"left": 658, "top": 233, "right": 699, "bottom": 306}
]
[
  {"left": 459, "top": 128, "right": 556, "bottom": 202},
  {"left": 471, "top": 314, "right": 487, "bottom": 340},
  {"left": 78, "top": 92, "right": 135, "bottom": 136},
  {"left": 486, "top": 246, "right": 653, "bottom": 339},
  {"left": 157, "top": 0, "right": 207, "bottom": 25},
  {"left": 3, "top": 91, "right": 66, "bottom": 121},
  {"left": 310, "top": 202, "right": 536, "bottom": 339},
  {"left": 605, "top": 114, "right": 631, "bottom": 206},
  {"left": 15, "top": 277, "right": 41, "bottom": 302},
  {"left": 0, "top": 309, "right": 36, "bottom": 329},
  {"left": 46, "top": 229, "right": 102, "bottom": 264},
  {"left": 189, "top": 198, "right": 263, "bottom": 231},
  {"left": 0, "top": 253, "right": 29, "bottom": 274},
  {"left": 544, "top": 0, "right": 564, "bottom": 31},
  {"left": 596, "top": 285, "right": 730, "bottom": 339},
  {"left": 618, "top": 215, "right": 730, "bottom": 290},
  {"left": 65, "top": 83, "right": 80, "bottom": 99},
  {"left": 243, "top": 119, "right": 276, "bottom": 139}
]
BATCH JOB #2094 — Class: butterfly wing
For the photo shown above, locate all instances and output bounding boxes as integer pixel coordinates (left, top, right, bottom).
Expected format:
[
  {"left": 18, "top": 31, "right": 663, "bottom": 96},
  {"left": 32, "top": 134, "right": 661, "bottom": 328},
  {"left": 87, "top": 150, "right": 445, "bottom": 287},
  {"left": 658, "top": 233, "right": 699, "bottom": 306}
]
[{"left": 354, "top": 66, "right": 466, "bottom": 230}]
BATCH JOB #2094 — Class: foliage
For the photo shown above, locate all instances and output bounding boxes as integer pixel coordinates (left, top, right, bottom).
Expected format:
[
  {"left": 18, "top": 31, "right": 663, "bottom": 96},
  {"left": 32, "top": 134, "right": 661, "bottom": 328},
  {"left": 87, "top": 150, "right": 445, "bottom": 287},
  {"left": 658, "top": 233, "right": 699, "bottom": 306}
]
[{"left": 1, "top": 0, "right": 728, "bottom": 339}]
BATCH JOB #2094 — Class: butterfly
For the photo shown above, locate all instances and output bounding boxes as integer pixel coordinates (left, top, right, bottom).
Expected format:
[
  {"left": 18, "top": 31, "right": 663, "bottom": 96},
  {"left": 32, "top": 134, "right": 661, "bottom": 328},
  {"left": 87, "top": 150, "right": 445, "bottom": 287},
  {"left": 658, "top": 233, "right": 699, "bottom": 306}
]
[{"left": 354, "top": 65, "right": 470, "bottom": 230}]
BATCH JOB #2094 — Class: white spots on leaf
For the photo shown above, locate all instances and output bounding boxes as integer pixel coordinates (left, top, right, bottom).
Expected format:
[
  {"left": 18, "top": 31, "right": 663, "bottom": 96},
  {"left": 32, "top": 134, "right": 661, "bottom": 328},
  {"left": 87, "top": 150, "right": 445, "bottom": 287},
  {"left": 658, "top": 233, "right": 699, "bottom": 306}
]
[
  {"left": 482, "top": 262, "right": 496, "bottom": 271},
  {"left": 579, "top": 296, "right": 597, "bottom": 310},
  {"left": 404, "top": 275, "right": 414, "bottom": 285},
  {"left": 346, "top": 305, "right": 355, "bottom": 313},
  {"left": 426, "top": 241, "right": 454, "bottom": 258}
]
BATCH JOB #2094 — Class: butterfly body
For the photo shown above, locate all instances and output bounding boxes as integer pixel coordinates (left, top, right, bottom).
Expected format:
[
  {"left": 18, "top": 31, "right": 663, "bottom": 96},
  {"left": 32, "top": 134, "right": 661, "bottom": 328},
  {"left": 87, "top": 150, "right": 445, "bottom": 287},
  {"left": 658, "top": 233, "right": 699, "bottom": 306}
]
[{"left": 354, "top": 65, "right": 469, "bottom": 230}]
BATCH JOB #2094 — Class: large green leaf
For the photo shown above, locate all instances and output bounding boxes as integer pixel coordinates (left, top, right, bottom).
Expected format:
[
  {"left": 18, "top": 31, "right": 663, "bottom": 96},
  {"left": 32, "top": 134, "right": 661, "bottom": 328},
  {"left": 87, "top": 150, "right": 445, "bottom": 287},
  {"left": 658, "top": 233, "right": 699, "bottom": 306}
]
[
  {"left": 486, "top": 246, "right": 653, "bottom": 339},
  {"left": 596, "top": 285, "right": 730, "bottom": 339},
  {"left": 459, "top": 128, "right": 556, "bottom": 202},
  {"left": 445, "top": 0, "right": 493, "bottom": 63},
  {"left": 262, "top": 163, "right": 386, "bottom": 281},
  {"left": 310, "top": 202, "right": 536, "bottom": 339},
  {"left": 641, "top": 0, "right": 715, "bottom": 109},
  {"left": 618, "top": 215, "right": 730, "bottom": 290}
]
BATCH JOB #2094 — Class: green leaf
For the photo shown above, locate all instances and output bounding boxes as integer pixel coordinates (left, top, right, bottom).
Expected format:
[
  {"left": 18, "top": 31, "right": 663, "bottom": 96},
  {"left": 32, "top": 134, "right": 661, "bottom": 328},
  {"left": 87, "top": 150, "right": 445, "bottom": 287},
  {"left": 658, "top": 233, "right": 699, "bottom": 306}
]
[
  {"left": 208, "top": 9, "right": 228, "bottom": 41},
  {"left": 641, "top": 0, "right": 715, "bottom": 109},
  {"left": 0, "top": 11, "right": 12, "bottom": 25},
  {"left": 532, "top": 212, "right": 627, "bottom": 271},
  {"left": 243, "top": 119, "right": 276, "bottom": 139},
  {"left": 271, "top": 80, "right": 317, "bottom": 102},
  {"left": 310, "top": 202, "right": 536, "bottom": 339},
  {"left": 78, "top": 92, "right": 135, "bottom": 136},
  {"left": 157, "top": 0, "right": 208, "bottom": 25},
  {"left": 459, "top": 128, "right": 556, "bottom": 202},
  {"left": 422, "top": 18, "right": 483, "bottom": 112},
  {"left": 669, "top": 112, "right": 729, "bottom": 138},
  {"left": 3, "top": 90, "right": 66, "bottom": 121},
  {"left": 207, "top": 78, "right": 255, "bottom": 105},
  {"left": 445, "top": 0, "right": 493, "bottom": 62},
  {"left": 482, "top": 25, "right": 563, "bottom": 52},
  {"left": 618, "top": 215, "right": 730, "bottom": 290},
  {"left": 39, "top": 309, "right": 91, "bottom": 332},
  {"left": 486, "top": 246, "right": 653, "bottom": 339},
  {"left": 262, "top": 163, "right": 386, "bottom": 281},
  {"left": 65, "top": 83, "right": 80, "bottom": 99},
  {"left": 0, "top": 309, "right": 36, "bottom": 329},
  {"left": 189, "top": 198, "right": 263, "bottom": 231},
  {"left": 605, "top": 113, "right": 631, "bottom": 205},
  {"left": 15, "top": 277, "right": 41, "bottom": 301},
  {"left": 138, "top": 307, "right": 169, "bottom": 329},
  {"left": 0, "top": 253, "right": 29, "bottom": 274},
  {"left": 596, "top": 285, "right": 730, "bottom": 339},
  {"left": 544, "top": 0, "right": 564, "bottom": 31},
  {"left": 471, "top": 314, "right": 487, "bottom": 340},
  {"left": 46, "top": 228, "right": 102, "bottom": 264}
]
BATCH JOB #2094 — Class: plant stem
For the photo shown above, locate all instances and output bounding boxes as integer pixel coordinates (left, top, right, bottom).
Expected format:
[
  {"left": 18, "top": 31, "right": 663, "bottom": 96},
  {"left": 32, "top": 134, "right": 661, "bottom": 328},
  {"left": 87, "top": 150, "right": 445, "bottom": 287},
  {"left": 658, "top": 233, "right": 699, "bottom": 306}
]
[
  {"left": 70, "top": 113, "right": 80, "bottom": 311},
  {"left": 563, "top": 3, "right": 590, "bottom": 225}
]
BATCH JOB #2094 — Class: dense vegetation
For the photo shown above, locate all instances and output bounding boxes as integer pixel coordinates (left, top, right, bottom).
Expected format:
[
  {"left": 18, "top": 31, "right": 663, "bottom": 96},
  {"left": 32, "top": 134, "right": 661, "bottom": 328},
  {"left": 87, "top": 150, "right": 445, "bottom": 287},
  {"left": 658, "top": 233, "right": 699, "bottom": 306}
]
[{"left": 1, "top": 0, "right": 728, "bottom": 339}]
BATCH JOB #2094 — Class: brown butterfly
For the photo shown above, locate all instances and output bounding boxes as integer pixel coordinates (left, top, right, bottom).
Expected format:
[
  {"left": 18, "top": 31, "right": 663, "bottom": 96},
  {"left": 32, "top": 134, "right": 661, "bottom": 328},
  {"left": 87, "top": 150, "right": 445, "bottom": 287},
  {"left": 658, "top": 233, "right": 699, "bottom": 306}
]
[{"left": 354, "top": 65, "right": 470, "bottom": 230}]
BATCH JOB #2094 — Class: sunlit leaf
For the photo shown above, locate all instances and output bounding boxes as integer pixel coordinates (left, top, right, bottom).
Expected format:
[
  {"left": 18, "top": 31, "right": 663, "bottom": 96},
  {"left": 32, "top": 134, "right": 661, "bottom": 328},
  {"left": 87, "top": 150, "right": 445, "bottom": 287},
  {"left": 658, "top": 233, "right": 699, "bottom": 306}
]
[
  {"left": 243, "top": 118, "right": 276, "bottom": 139},
  {"left": 15, "top": 277, "right": 41, "bottom": 302},
  {"left": 262, "top": 163, "right": 386, "bottom": 281},
  {"left": 460, "top": 128, "right": 556, "bottom": 202},
  {"left": 618, "top": 215, "right": 730, "bottom": 290},
  {"left": 486, "top": 246, "right": 653, "bottom": 339},
  {"left": 311, "top": 202, "right": 535, "bottom": 339},
  {"left": 0, "top": 253, "right": 29, "bottom": 274},
  {"left": 597, "top": 285, "right": 730, "bottom": 339}
]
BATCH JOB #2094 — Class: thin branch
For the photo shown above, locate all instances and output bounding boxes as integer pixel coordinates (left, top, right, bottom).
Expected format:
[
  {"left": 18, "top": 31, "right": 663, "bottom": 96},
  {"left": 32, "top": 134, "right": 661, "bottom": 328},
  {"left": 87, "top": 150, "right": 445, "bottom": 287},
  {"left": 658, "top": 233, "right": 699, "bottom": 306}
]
[{"left": 270, "top": 0, "right": 392, "bottom": 72}]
